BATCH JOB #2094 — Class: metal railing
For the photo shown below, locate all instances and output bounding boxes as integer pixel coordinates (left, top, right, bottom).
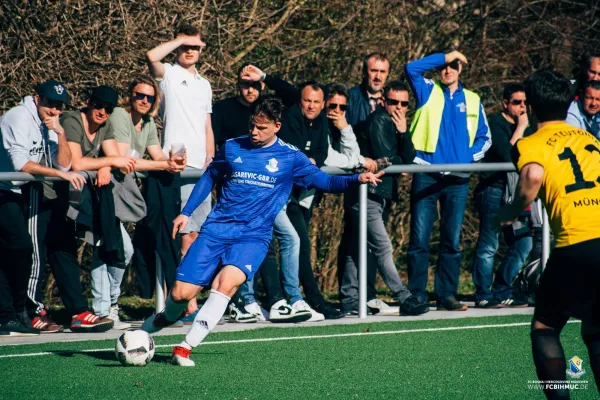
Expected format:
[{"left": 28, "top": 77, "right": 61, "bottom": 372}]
[{"left": 0, "top": 162, "right": 550, "bottom": 319}]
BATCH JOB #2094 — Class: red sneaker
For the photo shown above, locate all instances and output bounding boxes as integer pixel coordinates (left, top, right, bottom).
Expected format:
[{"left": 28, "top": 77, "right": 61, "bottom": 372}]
[
  {"left": 32, "top": 310, "right": 64, "bottom": 333},
  {"left": 171, "top": 346, "right": 195, "bottom": 366},
  {"left": 70, "top": 311, "right": 113, "bottom": 333}
]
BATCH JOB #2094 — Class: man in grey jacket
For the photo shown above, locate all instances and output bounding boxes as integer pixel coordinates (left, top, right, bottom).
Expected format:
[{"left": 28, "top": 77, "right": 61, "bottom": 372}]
[{"left": 0, "top": 80, "right": 85, "bottom": 336}]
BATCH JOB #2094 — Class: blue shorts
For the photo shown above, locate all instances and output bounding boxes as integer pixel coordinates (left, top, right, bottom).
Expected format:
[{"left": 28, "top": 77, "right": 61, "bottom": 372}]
[{"left": 175, "top": 234, "right": 269, "bottom": 287}]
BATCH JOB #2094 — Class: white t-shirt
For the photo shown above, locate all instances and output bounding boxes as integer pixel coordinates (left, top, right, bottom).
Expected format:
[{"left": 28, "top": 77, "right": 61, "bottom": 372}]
[{"left": 158, "top": 63, "right": 212, "bottom": 169}]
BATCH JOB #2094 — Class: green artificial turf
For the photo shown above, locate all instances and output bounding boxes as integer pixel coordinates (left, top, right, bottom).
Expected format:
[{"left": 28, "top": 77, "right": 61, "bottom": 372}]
[{"left": 0, "top": 315, "right": 597, "bottom": 400}]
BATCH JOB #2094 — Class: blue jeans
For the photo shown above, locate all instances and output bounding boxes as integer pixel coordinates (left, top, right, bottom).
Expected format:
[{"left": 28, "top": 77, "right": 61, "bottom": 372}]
[
  {"left": 472, "top": 186, "right": 533, "bottom": 301},
  {"left": 91, "top": 223, "right": 133, "bottom": 317},
  {"left": 240, "top": 208, "right": 302, "bottom": 305},
  {"left": 407, "top": 173, "right": 470, "bottom": 302}
]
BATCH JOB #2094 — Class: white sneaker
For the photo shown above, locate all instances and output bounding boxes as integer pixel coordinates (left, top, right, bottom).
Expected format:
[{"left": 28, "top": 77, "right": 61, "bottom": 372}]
[
  {"left": 228, "top": 303, "right": 258, "bottom": 323},
  {"left": 171, "top": 346, "right": 195, "bottom": 367},
  {"left": 291, "top": 300, "right": 325, "bottom": 322},
  {"left": 366, "top": 299, "right": 399, "bottom": 316},
  {"left": 269, "top": 299, "right": 312, "bottom": 323},
  {"left": 108, "top": 306, "right": 131, "bottom": 330},
  {"left": 244, "top": 302, "right": 266, "bottom": 321}
]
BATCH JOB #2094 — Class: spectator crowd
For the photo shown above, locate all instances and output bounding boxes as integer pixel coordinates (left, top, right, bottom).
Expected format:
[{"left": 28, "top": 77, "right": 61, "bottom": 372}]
[{"left": 1, "top": 22, "right": 599, "bottom": 336}]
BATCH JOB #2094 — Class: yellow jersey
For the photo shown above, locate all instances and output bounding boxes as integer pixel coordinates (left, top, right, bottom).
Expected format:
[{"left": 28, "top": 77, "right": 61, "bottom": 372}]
[{"left": 513, "top": 122, "right": 600, "bottom": 247}]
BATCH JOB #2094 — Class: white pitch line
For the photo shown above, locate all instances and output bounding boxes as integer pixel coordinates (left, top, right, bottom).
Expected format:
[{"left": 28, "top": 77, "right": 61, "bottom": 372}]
[{"left": 0, "top": 320, "right": 581, "bottom": 359}]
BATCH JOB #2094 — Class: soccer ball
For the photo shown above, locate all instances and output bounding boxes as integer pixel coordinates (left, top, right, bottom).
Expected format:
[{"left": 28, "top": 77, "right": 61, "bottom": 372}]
[{"left": 115, "top": 330, "right": 155, "bottom": 366}]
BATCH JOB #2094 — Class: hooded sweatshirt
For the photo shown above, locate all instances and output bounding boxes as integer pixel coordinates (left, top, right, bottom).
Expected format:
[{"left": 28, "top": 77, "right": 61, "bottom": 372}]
[{"left": 0, "top": 96, "right": 70, "bottom": 193}]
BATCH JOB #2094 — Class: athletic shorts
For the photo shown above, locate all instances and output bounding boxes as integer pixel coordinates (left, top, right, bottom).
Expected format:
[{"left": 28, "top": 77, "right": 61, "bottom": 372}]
[
  {"left": 534, "top": 238, "right": 600, "bottom": 329},
  {"left": 175, "top": 234, "right": 269, "bottom": 287},
  {"left": 180, "top": 171, "right": 211, "bottom": 234}
]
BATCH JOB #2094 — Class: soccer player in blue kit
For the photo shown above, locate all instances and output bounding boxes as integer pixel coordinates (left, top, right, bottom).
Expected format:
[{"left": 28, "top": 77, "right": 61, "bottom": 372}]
[{"left": 141, "top": 95, "right": 384, "bottom": 366}]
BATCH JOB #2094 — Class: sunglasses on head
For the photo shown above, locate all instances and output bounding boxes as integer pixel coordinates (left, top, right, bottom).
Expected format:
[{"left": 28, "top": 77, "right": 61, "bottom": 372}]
[
  {"left": 510, "top": 99, "right": 528, "bottom": 106},
  {"left": 92, "top": 102, "right": 114, "bottom": 114},
  {"left": 327, "top": 103, "right": 348, "bottom": 111},
  {"left": 133, "top": 92, "right": 155, "bottom": 103},
  {"left": 180, "top": 45, "right": 202, "bottom": 52},
  {"left": 385, "top": 99, "right": 409, "bottom": 107},
  {"left": 41, "top": 97, "right": 65, "bottom": 111}
]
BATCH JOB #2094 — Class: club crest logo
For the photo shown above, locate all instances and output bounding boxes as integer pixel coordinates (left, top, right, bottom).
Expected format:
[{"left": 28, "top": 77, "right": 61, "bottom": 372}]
[
  {"left": 566, "top": 356, "right": 585, "bottom": 378},
  {"left": 266, "top": 158, "right": 278, "bottom": 173},
  {"left": 54, "top": 85, "right": 64, "bottom": 95}
]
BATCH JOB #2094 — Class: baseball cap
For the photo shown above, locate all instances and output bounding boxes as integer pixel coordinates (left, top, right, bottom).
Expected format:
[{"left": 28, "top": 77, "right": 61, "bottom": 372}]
[
  {"left": 90, "top": 85, "right": 119, "bottom": 106},
  {"left": 35, "top": 79, "right": 68, "bottom": 103}
]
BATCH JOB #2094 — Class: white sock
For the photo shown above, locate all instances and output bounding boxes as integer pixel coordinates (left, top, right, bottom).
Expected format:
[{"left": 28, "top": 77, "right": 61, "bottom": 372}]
[
  {"left": 163, "top": 292, "right": 189, "bottom": 322},
  {"left": 184, "top": 289, "right": 230, "bottom": 348}
]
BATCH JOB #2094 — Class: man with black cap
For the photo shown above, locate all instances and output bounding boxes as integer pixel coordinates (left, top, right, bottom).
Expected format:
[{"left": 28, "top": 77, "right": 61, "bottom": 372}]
[
  {"left": 48, "top": 85, "right": 136, "bottom": 333},
  {"left": 0, "top": 79, "right": 85, "bottom": 336}
]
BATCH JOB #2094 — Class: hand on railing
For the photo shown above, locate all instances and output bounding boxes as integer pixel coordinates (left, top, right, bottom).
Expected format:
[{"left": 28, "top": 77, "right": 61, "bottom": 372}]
[{"left": 358, "top": 171, "right": 385, "bottom": 186}]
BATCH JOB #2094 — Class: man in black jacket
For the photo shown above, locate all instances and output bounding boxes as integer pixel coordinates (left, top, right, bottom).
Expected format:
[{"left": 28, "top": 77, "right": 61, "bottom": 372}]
[
  {"left": 472, "top": 83, "right": 534, "bottom": 309},
  {"left": 342, "top": 81, "right": 429, "bottom": 316},
  {"left": 212, "top": 63, "right": 263, "bottom": 148}
]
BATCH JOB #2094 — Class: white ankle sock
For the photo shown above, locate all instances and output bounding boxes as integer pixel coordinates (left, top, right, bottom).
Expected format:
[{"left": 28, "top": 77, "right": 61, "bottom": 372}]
[
  {"left": 163, "top": 293, "right": 189, "bottom": 322},
  {"left": 184, "top": 289, "right": 230, "bottom": 348}
]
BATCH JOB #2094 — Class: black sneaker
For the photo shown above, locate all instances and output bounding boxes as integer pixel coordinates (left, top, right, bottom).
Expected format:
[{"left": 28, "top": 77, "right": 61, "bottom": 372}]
[
  {"left": 312, "top": 303, "right": 345, "bottom": 320},
  {"left": 400, "top": 296, "right": 430, "bottom": 316},
  {"left": 437, "top": 296, "right": 468, "bottom": 311},
  {"left": 499, "top": 298, "right": 529, "bottom": 308},
  {"left": 475, "top": 299, "right": 504, "bottom": 309},
  {"left": 0, "top": 320, "right": 40, "bottom": 337}
]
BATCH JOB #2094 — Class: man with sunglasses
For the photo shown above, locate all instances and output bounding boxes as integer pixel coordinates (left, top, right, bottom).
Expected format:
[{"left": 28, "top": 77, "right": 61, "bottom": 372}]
[
  {"left": 146, "top": 23, "right": 215, "bottom": 322},
  {"left": 0, "top": 80, "right": 85, "bottom": 336},
  {"left": 213, "top": 63, "right": 264, "bottom": 148},
  {"left": 47, "top": 85, "right": 135, "bottom": 333},
  {"left": 341, "top": 81, "right": 429, "bottom": 317},
  {"left": 405, "top": 50, "right": 491, "bottom": 312},
  {"left": 472, "top": 83, "right": 534, "bottom": 309}
]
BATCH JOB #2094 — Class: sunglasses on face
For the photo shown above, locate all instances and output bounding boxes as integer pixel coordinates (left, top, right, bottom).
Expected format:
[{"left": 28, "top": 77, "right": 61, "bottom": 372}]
[
  {"left": 438, "top": 60, "right": 461, "bottom": 71},
  {"left": 327, "top": 103, "right": 348, "bottom": 111},
  {"left": 510, "top": 99, "right": 528, "bottom": 106},
  {"left": 92, "top": 102, "right": 114, "bottom": 114},
  {"left": 385, "top": 99, "right": 409, "bottom": 107},
  {"left": 180, "top": 45, "right": 202, "bottom": 52},
  {"left": 239, "top": 81, "right": 261, "bottom": 90},
  {"left": 41, "top": 98, "right": 65, "bottom": 111},
  {"left": 133, "top": 92, "right": 155, "bottom": 103}
]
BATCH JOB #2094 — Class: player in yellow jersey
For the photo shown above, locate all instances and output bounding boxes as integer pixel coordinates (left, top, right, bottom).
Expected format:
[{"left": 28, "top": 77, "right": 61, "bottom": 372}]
[{"left": 497, "top": 70, "right": 600, "bottom": 399}]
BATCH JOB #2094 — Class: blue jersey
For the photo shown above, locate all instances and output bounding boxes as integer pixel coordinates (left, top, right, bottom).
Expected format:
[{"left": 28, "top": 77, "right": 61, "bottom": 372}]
[{"left": 182, "top": 135, "right": 360, "bottom": 241}]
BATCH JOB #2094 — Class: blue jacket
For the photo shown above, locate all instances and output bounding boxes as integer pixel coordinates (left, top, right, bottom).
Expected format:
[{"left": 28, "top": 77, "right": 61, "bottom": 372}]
[{"left": 405, "top": 53, "right": 491, "bottom": 165}]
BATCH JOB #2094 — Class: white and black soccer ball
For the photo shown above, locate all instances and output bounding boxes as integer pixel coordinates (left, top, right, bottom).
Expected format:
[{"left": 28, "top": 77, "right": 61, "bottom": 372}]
[{"left": 115, "top": 330, "right": 155, "bottom": 366}]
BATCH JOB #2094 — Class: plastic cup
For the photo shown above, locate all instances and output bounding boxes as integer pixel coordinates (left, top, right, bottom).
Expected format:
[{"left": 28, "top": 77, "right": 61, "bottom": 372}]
[
  {"left": 127, "top": 149, "right": 140, "bottom": 159},
  {"left": 171, "top": 143, "right": 185, "bottom": 158}
]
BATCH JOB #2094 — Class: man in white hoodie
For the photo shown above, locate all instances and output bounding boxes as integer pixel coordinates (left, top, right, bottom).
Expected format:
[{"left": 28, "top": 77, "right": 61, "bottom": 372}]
[{"left": 0, "top": 80, "right": 85, "bottom": 336}]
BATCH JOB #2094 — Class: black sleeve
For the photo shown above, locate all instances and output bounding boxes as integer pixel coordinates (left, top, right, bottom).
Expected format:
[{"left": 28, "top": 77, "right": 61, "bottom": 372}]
[
  {"left": 311, "top": 117, "right": 329, "bottom": 167},
  {"left": 487, "top": 116, "right": 513, "bottom": 163},
  {"left": 264, "top": 75, "right": 299, "bottom": 108},
  {"left": 511, "top": 140, "right": 522, "bottom": 168},
  {"left": 396, "top": 132, "right": 416, "bottom": 164},
  {"left": 368, "top": 113, "right": 395, "bottom": 160},
  {"left": 212, "top": 102, "right": 225, "bottom": 149},
  {"left": 277, "top": 114, "right": 302, "bottom": 150}
]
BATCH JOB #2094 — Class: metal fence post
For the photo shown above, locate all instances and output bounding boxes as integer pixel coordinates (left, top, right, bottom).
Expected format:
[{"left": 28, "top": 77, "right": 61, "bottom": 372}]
[
  {"left": 155, "top": 252, "right": 165, "bottom": 313},
  {"left": 541, "top": 207, "right": 550, "bottom": 271},
  {"left": 358, "top": 183, "right": 368, "bottom": 319}
]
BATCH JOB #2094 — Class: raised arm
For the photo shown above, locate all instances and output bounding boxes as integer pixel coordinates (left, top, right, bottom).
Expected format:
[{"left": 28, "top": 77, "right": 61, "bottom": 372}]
[
  {"left": 241, "top": 64, "right": 299, "bottom": 108},
  {"left": 146, "top": 35, "right": 205, "bottom": 79}
]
